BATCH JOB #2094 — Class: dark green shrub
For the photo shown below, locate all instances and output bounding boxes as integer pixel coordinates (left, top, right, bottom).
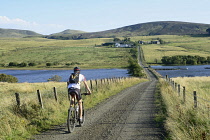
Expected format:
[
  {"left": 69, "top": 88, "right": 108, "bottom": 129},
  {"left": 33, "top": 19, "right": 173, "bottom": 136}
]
[
  {"left": 0, "top": 74, "right": 18, "bottom": 83},
  {"left": 28, "top": 62, "right": 36, "bottom": 66},
  {"left": 0, "top": 63, "right": 5, "bottom": 67},
  {"left": 65, "top": 63, "right": 71, "bottom": 66},
  {"left": 8, "top": 62, "right": 18, "bottom": 67},
  {"left": 18, "top": 62, "right": 27, "bottom": 67},
  {"left": 127, "top": 57, "right": 144, "bottom": 77},
  {"left": 47, "top": 75, "right": 62, "bottom": 82},
  {"left": 46, "top": 63, "right": 52, "bottom": 66}
]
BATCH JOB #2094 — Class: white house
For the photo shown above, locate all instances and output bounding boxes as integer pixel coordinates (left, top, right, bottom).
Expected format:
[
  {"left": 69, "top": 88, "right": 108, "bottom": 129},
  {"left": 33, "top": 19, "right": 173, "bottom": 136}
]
[{"left": 115, "top": 43, "right": 131, "bottom": 48}]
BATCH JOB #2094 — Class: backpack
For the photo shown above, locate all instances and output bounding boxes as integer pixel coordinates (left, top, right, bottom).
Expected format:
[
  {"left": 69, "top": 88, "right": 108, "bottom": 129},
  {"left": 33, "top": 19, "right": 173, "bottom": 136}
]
[{"left": 69, "top": 73, "right": 79, "bottom": 84}]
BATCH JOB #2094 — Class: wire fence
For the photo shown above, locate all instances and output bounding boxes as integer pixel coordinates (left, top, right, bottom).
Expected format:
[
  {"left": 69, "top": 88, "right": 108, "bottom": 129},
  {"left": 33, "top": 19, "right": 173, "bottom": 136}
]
[
  {"left": 8, "top": 77, "right": 130, "bottom": 109},
  {"left": 164, "top": 75, "right": 210, "bottom": 117}
]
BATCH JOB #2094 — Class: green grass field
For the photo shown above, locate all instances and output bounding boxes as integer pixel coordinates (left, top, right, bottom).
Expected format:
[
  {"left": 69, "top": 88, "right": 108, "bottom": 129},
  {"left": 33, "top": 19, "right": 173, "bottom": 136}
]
[
  {"left": 1, "top": 35, "right": 210, "bottom": 69},
  {"left": 130, "top": 35, "right": 210, "bottom": 64},
  {"left": 0, "top": 37, "right": 130, "bottom": 69}
]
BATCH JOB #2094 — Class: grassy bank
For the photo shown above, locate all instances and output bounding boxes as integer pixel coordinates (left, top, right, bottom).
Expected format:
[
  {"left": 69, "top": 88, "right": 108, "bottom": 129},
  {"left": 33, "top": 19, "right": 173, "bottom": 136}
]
[
  {"left": 0, "top": 37, "right": 129, "bottom": 69},
  {"left": 0, "top": 77, "right": 147, "bottom": 140},
  {"left": 157, "top": 77, "right": 210, "bottom": 140}
]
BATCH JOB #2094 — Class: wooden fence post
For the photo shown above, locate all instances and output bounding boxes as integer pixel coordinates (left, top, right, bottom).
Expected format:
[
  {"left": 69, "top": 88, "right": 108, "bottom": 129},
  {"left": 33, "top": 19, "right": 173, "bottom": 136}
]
[
  {"left": 101, "top": 79, "right": 103, "bottom": 85},
  {"left": 37, "top": 90, "right": 44, "bottom": 109},
  {"left": 95, "top": 80, "right": 98, "bottom": 91},
  {"left": 183, "top": 86, "right": 186, "bottom": 103},
  {"left": 53, "top": 87, "right": 58, "bottom": 102},
  {"left": 106, "top": 78, "right": 109, "bottom": 85},
  {"left": 193, "top": 91, "right": 197, "bottom": 108},
  {"left": 175, "top": 83, "right": 177, "bottom": 91},
  {"left": 15, "top": 93, "right": 20, "bottom": 107},
  {"left": 165, "top": 75, "right": 168, "bottom": 81},
  {"left": 178, "top": 84, "right": 180, "bottom": 96},
  {"left": 90, "top": 80, "right": 93, "bottom": 91},
  {"left": 172, "top": 81, "right": 174, "bottom": 88}
]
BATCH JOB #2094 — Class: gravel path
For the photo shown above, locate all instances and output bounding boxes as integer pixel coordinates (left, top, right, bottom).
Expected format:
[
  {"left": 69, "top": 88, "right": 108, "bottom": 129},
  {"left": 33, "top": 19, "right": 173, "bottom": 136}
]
[{"left": 31, "top": 68, "right": 165, "bottom": 140}]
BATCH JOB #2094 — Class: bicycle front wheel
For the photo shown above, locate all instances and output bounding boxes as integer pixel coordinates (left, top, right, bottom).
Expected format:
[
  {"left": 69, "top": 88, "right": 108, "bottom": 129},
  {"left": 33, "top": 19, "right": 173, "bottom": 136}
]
[{"left": 67, "top": 107, "right": 76, "bottom": 133}]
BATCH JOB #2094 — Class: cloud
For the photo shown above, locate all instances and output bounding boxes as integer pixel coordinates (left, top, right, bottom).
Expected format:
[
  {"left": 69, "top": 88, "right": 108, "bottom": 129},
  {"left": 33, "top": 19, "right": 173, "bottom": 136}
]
[{"left": 0, "top": 16, "right": 65, "bottom": 35}]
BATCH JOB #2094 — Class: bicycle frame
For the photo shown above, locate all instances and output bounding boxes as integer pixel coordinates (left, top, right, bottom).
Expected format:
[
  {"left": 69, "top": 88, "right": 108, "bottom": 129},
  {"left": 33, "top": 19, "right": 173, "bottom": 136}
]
[{"left": 67, "top": 92, "right": 86, "bottom": 133}]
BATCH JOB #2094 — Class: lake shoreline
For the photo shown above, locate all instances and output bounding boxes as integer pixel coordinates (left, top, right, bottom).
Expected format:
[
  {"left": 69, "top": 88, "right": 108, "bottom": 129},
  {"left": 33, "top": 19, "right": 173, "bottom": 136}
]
[{"left": 0, "top": 69, "right": 130, "bottom": 83}]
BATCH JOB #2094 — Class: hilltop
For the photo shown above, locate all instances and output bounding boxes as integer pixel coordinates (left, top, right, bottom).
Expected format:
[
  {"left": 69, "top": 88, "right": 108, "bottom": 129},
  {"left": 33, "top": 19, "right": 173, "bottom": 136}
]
[
  {"left": 0, "top": 28, "right": 41, "bottom": 38},
  {"left": 50, "top": 29, "right": 87, "bottom": 35},
  {"left": 46, "top": 21, "right": 210, "bottom": 40}
]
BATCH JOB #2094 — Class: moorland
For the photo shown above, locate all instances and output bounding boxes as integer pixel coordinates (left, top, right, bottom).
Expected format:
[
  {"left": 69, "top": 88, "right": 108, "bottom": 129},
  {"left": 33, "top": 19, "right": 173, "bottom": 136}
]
[{"left": 1, "top": 21, "right": 210, "bottom": 140}]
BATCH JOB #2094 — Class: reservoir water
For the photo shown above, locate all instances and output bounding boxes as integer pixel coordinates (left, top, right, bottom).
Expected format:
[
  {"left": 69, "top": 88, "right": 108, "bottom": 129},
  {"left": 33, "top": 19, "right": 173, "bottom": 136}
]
[
  {"left": 1, "top": 65, "right": 210, "bottom": 83},
  {"left": 151, "top": 65, "right": 210, "bottom": 78},
  {"left": 0, "top": 69, "right": 129, "bottom": 83}
]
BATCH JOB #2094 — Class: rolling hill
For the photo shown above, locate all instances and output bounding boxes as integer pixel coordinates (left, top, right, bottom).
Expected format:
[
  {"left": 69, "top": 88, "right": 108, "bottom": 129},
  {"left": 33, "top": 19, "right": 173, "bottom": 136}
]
[
  {"left": 50, "top": 29, "right": 87, "bottom": 36},
  {"left": 1, "top": 21, "right": 210, "bottom": 38},
  {"left": 46, "top": 21, "right": 210, "bottom": 40},
  {"left": 0, "top": 28, "right": 41, "bottom": 38}
]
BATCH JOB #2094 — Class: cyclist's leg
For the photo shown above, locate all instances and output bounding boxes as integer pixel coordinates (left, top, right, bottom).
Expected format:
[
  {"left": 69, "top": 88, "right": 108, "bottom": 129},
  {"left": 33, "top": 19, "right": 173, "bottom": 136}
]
[
  {"left": 78, "top": 99, "right": 83, "bottom": 119},
  {"left": 70, "top": 94, "right": 75, "bottom": 107},
  {"left": 74, "top": 88, "right": 83, "bottom": 121}
]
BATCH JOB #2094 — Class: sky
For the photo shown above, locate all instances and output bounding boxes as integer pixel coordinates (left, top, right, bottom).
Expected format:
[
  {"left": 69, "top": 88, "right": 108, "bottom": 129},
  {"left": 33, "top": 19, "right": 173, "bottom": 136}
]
[{"left": 0, "top": 0, "right": 210, "bottom": 35}]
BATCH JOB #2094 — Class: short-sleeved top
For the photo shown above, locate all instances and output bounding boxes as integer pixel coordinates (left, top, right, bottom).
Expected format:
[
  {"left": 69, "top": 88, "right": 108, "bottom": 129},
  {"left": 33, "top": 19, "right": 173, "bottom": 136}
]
[{"left": 68, "top": 74, "right": 86, "bottom": 89}]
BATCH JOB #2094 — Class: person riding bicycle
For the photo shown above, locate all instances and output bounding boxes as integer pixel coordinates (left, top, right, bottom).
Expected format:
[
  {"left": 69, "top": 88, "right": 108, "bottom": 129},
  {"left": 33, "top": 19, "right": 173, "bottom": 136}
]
[{"left": 67, "top": 67, "right": 91, "bottom": 123}]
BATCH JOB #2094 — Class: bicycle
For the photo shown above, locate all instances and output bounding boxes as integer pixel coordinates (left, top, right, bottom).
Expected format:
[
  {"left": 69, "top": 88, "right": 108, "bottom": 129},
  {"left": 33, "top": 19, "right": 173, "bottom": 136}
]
[{"left": 67, "top": 92, "right": 89, "bottom": 133}]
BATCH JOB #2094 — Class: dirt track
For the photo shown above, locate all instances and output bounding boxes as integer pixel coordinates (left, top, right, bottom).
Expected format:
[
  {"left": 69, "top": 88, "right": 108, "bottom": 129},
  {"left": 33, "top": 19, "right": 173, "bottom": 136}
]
[{"left": 31, "top": 69, "right": 165, "bottom": 140}]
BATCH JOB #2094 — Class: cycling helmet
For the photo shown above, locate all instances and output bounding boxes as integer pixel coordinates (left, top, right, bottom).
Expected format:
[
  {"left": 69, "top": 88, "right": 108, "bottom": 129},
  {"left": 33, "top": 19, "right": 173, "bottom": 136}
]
[{"left": 74, "top": 67, "right": 81, "bottom": 73}]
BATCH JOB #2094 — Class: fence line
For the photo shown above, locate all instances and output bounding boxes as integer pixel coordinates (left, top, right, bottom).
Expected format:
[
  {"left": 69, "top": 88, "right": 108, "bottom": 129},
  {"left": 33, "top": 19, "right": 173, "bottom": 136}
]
[
  {"left": 164, "top": 75, "right": 210, "bottom": 116},
  {"left": 14, "top": 77, "right": 130, "bottom": 108}
]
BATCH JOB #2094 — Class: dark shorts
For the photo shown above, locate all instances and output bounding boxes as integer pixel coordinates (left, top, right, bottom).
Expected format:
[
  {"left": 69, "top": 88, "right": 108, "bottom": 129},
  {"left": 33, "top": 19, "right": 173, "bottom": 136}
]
[{"left": 68, "top": 87, "right": 82, "bottom": 100}]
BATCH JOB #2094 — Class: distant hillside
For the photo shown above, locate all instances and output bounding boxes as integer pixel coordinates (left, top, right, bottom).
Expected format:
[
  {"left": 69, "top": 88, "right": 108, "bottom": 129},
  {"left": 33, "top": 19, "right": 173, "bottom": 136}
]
[
  {"left": 45, "top": 21, "right": 210, "bottom": 40},
  {"left": 50, "top": 29, "right": 87, "bottom": 36},
  {"left": 0, "top": 28, "right": 41, "bottom": 38}
]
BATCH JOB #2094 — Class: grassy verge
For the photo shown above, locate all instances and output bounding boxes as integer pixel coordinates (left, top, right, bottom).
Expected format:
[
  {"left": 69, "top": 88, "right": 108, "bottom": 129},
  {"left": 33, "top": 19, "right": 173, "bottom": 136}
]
[
  {"left": 0, "top": 77, "right": 147, "bottom": 140},
  {"left": 157, "top": 78, "right": 210, "bottom": 140}
]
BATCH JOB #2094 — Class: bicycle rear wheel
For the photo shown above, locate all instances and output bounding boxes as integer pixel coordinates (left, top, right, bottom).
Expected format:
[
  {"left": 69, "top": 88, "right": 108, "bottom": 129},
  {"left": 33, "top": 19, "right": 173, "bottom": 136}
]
[{"left": 67, "top": 107, "right": 76, "bottom": 133}]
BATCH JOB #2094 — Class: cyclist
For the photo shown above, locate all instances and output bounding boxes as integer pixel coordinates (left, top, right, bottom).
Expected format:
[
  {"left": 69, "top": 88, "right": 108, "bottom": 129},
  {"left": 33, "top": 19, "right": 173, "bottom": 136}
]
[{"left": 67, "top": 67, "right": 91, "bottom": 123}]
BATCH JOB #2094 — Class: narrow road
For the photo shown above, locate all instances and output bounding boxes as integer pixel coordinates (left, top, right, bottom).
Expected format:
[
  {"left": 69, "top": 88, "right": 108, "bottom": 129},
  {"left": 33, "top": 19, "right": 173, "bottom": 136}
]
[
  {"left": 32, "top": 47, "right": 165, "bottom": 140},
  {"left": 32, "top": 70, "right": 165, "bottom": 140}
]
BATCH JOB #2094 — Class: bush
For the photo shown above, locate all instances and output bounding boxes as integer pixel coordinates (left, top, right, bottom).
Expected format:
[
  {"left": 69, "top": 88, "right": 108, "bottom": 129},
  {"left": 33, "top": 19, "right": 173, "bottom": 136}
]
[
  {"left": 8, "top": 62, "right": 18, "bottom": 67},
  {"left": 47, "top": 75, "right": 62, "bottom": 82},
  {"left": 0, "top": 74, "right": 18, "bottom": 83},
  {"left": 0, "top": 63, "right": 5, "bottom": 67},
  {"left": 46, "top": 63, "right": 52, "bottom": 66},
  {"left": 18, "top": 62, "right": 27, "bottom": 67},
  {"left": 127, "top": 57, "right": 144, "bottom": 77},
  {"left": 28, "top": 62, "right": 36, "bottom": 66}
]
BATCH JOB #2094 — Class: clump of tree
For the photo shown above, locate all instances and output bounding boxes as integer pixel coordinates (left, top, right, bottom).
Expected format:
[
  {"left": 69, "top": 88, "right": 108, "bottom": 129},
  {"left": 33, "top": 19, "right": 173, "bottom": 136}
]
[
  {"left": 9, "top": 62, "right": 27, "bottom": 67},
  {"left": 206, "top": 28, "right": 210, "bottom": 34},
  {"left": 127, "top": 48, "right": 145, "bottom": 77},
  {"left": 161, "top": 55, "right": 210, "bottom": 65},
  {"left": 0, "top": 74, "right": 18, "bottom": 83},
  {"left": 65, "top": 62, "right": 81, "bottom": 66},
  {"left": 127, "top": 57, "right": 144, "bottom": 77},
  {"left": 114, "top": 37, "right": 132, "bottom": 43},
  {"left": 7, "top": 62, "right": 36, "bottom": 67}
]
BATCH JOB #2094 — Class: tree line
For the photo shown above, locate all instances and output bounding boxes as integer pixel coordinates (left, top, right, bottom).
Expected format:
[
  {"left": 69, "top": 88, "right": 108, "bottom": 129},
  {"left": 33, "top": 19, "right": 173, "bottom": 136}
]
[{"left": 161, "top": 55, "right": 210, "bottom": 65}]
